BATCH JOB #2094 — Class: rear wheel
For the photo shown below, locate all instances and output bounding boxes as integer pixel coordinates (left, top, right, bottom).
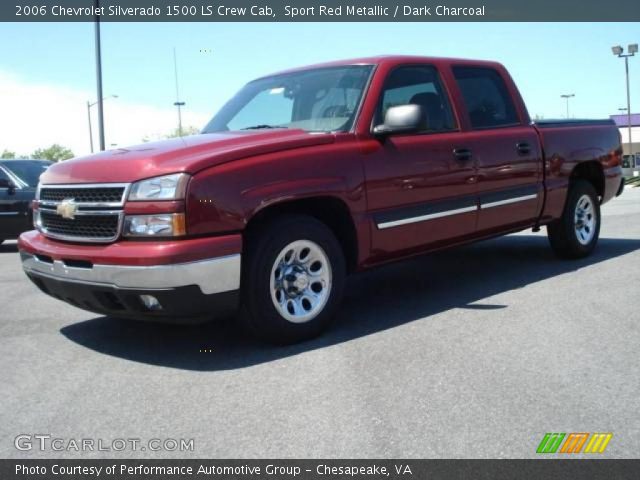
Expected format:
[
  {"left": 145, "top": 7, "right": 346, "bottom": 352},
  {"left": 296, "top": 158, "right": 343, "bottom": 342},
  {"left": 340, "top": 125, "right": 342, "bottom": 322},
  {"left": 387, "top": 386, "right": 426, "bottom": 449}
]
[
  {"left": 241, "top": 215, "right": 346, "bottom": 344},
  {"left": 547, "top": 180, "right": 600, "bottom": 259}
]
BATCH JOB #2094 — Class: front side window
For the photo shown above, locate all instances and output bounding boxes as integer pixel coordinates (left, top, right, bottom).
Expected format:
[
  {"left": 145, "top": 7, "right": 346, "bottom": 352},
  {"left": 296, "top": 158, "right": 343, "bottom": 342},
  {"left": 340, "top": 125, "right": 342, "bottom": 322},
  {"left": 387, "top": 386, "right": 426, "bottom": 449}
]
[
  {"left": 203, "top": 65, "right": 373, "bottom": 134},
  {"left": 452, "top": 67, "right": 519, "bottom": 129},
  {"left": 376, "top": 65, "right": 456, "bottom": 133}
]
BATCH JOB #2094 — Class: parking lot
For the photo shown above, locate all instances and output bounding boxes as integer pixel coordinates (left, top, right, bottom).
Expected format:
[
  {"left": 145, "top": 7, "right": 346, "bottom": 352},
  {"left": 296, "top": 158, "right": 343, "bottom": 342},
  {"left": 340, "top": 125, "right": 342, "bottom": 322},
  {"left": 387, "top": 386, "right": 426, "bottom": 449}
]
[{"left": 1, "top": 187, "right": 639, "bottom": 459}]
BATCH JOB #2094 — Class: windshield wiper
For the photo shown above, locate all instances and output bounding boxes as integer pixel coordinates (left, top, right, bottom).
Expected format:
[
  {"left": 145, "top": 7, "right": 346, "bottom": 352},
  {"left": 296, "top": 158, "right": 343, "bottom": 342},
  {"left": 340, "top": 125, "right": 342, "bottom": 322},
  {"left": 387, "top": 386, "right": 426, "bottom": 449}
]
[{"left": 240, "top": 124, "right": 288, "bottom": 130}]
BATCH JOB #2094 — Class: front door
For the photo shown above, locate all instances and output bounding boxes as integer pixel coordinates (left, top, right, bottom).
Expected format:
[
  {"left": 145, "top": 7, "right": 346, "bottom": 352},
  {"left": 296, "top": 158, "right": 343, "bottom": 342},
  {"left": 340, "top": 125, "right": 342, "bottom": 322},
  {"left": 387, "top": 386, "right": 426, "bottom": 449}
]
[
  {"left": 0, "top": 167, "right": 32, "bottom": 239},
  {"left": 364, "top": 64, "right": 478, "bottom": 262}
]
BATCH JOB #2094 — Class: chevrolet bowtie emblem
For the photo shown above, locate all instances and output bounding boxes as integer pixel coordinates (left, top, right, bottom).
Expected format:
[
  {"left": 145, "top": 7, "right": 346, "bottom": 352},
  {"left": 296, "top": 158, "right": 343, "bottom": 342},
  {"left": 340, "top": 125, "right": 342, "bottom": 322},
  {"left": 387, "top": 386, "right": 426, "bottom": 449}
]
[{"left": 56, "top": 198, "right": 78, "bottom": 219}]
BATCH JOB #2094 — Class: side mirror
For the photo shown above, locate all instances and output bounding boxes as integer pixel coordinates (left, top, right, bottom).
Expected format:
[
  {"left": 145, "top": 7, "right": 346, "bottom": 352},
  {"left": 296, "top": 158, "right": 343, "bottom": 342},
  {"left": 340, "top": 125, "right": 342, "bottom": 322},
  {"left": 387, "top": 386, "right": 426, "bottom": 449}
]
[
  {"left": 0, "top": 178, "right": 17, "bottom": 193},
  {"left": 373, "top": 104, "right": 424, "bottom": 136}
]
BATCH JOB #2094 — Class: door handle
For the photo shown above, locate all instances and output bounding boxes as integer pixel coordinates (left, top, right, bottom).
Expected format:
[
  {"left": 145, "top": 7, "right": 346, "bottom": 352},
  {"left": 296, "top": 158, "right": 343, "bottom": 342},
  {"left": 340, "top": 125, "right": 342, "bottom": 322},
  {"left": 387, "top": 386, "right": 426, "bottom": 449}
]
[
  {"left": 516, "top": 142, "right": 531, "bottom": 155},
  {"left": 453, "top": 148, "right": 473, "bottom": 161}
]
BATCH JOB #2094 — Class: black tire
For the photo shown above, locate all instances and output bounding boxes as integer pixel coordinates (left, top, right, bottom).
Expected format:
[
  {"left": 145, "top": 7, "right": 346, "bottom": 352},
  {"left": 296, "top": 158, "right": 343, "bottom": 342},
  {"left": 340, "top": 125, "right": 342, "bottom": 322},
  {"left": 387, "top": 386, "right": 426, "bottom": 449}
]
[
  {"left": 547, "top": 179, "right": 600, "bottom": 259},
  {"left": 241, "top": 214, "right": 346, "bottom": 344}
]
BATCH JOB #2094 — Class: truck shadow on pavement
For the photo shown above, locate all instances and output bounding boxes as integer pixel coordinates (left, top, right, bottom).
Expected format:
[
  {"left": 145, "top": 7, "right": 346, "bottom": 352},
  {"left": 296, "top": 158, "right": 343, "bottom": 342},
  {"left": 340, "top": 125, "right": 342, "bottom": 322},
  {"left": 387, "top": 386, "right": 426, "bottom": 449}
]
[{"left": 60, "top": 235, "right": 640, "bottom": 371}]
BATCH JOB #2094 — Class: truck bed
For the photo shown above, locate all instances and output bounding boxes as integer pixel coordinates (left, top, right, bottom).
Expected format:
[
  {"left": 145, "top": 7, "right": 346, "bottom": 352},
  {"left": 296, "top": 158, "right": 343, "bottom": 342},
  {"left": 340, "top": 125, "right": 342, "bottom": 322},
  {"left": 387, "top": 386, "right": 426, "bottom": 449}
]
[{"left": 533, "top": 118, "right": 623, "bottom": 222}]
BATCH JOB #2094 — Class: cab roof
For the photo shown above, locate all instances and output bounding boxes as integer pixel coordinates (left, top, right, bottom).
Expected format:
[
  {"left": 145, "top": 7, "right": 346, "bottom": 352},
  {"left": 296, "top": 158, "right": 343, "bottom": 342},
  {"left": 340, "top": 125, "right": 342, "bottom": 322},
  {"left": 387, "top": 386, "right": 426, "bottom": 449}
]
[{"left": 264, "top": 55, "right": 504, "bottom": 77}]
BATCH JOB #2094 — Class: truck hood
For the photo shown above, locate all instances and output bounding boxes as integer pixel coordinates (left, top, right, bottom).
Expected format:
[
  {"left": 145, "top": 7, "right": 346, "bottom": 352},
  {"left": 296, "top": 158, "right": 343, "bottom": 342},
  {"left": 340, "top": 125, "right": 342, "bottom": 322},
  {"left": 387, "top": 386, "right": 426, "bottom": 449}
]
[{"left": 41, "top": 129, "right": 335, "bottom": 184}]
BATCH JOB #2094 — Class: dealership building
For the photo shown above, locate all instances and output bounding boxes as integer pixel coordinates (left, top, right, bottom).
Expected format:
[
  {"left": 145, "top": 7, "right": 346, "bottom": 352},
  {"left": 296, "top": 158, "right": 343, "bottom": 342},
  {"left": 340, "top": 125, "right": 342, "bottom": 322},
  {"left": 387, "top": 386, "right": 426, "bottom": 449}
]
[
  {"left": 610, "top": 113, "right": 640, "bottom": 154},
  {"left": 610, "top": 114, "right": 640, "bottom": 173}
]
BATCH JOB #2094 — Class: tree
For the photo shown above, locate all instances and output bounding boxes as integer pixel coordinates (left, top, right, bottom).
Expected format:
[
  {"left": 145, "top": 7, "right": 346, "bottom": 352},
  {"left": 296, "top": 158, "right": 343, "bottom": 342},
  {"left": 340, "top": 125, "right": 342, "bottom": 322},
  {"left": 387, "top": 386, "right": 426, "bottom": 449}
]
[
  {"left": 32, "top": 144, "right": 74, "bottom": 162},
  {"left": 1, "top": 149, "right": 16, "bottom": 159},
  {"left": 165, "top": 126, "right": 200, "bottom": 138}
]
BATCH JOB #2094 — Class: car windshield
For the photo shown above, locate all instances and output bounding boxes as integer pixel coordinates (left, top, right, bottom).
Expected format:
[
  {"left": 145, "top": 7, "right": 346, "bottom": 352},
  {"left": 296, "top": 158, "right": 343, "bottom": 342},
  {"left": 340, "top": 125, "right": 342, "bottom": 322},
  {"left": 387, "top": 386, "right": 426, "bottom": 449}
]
[
  {"left": 1, "top": 161, "right": 51, "bottom": 187},
  {"left": 202, "top": 65, "right": 374, "bottom": 134}
]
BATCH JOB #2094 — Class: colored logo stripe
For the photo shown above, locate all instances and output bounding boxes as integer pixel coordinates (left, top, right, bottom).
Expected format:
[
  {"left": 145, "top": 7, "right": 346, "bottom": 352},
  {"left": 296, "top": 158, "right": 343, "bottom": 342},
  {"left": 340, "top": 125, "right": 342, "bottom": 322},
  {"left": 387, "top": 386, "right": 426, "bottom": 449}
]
[
  {"left": 584, "top": 433, "right": 613, "bottom": 453},
  {"left": 536, "top": 433, "right": 565, "bottom": 453},
  {"left": 559, "top": 433, "right": 589, "bottom": 453},
  {"left": 537, "top": 433, "right": 613, "bottom": 454}
]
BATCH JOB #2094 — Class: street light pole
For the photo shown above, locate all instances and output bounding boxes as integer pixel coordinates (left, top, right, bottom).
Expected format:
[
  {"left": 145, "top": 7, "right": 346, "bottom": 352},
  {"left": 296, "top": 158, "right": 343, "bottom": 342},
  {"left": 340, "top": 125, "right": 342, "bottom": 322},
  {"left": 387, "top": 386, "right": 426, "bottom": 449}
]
[
  {"left": 173, "top": 47, "right": 185, "bottom": 136},
  {"left": 560, "top": 93, "right": 575, "bottom": 118},
  {"left": 94, "top": 0, "right": 105, "bottom": 151},
  {"left": 624, "top": 55, "right": 632, "bottom": 158},
  {"left": 86, "top": 101, "right": 94, "bottom": 153},
  {"left": 612, "top": 44, "right": 638, "bottom": 160},
  {"left": 87, "top": 95, "right": 118, "bottom": 154}
]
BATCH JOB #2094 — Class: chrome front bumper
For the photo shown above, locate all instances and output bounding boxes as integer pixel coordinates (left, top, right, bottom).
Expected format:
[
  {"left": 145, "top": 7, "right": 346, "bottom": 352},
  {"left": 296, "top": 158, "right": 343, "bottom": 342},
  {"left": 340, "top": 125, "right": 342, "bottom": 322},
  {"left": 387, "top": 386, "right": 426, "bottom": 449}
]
[{"left": 21, "top": 252, "right": 241, "bottom": 295}]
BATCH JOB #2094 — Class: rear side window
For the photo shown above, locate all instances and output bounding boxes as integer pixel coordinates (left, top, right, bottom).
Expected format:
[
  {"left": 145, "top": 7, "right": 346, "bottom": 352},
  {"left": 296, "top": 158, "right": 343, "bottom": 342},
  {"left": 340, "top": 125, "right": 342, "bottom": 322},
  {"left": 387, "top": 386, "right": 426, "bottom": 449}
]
[
  {"left": 452, "top": 67, "right": 519, "bottom": 129},
  {"left": 376, "top": 65, "right": 456, "bottom": 132}
]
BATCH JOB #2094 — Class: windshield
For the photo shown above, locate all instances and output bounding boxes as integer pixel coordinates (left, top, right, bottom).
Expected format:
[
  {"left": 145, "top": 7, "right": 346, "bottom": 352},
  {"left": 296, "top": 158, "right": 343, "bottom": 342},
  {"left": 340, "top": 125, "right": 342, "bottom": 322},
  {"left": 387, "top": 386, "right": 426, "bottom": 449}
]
[
  {"left": 1, "top": 161, "right": 51, "bottom": 187},
  {"left": 203, "top": 65, "right": 373, "bottom": 134}
]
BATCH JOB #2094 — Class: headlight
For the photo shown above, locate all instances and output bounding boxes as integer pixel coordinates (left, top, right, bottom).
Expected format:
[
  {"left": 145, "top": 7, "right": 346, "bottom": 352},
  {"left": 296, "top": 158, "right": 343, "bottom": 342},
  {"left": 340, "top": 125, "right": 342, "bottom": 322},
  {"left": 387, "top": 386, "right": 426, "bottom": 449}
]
[
  {"left": 128, "top": 173, "right": 189, "bottom": 201},
  {"left": 123, "top": 213, "right": 186, "bottom": 237}
]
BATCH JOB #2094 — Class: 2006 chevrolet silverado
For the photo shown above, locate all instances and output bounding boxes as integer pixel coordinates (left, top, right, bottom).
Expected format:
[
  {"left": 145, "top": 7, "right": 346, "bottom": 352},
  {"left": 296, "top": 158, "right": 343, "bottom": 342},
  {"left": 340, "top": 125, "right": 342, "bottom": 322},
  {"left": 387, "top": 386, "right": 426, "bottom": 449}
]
[{"left": 18, "top": 56, "right": 624, "bottom": 343}]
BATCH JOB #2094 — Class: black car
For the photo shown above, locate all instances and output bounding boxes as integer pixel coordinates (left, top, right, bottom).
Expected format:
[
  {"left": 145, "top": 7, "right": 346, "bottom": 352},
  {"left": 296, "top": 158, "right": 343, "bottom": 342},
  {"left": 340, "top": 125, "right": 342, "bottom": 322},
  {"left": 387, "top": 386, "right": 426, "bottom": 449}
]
[{"left": 0, "top": 159, "right": 52, "bottom": 244}]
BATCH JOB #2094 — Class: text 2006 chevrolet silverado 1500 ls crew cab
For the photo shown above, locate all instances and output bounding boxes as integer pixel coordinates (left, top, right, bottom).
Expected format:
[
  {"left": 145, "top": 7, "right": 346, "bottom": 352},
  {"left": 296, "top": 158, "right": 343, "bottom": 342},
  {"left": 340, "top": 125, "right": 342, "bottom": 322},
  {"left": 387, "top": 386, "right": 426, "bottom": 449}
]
[{"left": 19, "top": 56, "right": 624, "bottom": 343}]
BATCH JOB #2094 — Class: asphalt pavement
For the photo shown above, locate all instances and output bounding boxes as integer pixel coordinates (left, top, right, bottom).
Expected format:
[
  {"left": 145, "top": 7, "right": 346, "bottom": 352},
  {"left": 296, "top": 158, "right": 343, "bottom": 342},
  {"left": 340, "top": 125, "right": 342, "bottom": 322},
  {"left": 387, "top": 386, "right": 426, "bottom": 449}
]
[{"left": 1, "top": 187, "right": 639, "bottom": 459}]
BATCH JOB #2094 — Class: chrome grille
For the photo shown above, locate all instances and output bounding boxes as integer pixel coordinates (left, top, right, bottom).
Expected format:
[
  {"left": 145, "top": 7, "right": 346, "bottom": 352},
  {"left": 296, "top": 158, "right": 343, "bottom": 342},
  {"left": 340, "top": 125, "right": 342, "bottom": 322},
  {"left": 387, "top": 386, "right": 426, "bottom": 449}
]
[
  {"left": 40, "top": 186, "right": 125, "bottom": 204},
  {"left": 36, "top": 183, "right": 129, "bottom": 243},
  {"left": 39, "top": 211, "right": 120, "bottom": 239}
]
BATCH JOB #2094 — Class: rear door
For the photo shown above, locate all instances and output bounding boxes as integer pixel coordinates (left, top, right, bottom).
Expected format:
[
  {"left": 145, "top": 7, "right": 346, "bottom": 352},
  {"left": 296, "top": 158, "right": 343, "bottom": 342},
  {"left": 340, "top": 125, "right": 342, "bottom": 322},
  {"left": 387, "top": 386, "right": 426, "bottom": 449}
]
[
  {"left": 451, "top": 66, "right": 542, "bottom": 233},
  {"left": 364, "top": 64, "right": 478, "bottom": 260}
]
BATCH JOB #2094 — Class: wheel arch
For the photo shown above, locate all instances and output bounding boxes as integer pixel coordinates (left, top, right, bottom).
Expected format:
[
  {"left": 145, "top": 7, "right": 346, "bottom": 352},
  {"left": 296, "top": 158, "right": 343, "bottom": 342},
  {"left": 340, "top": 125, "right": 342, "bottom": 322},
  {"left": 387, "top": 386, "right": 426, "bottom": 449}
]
[
  {"left": 245, "top": 196, "right": 359, "bottom": 273},
  {"left": 570, "top": 161, "right": 605, "bottom": 200}
]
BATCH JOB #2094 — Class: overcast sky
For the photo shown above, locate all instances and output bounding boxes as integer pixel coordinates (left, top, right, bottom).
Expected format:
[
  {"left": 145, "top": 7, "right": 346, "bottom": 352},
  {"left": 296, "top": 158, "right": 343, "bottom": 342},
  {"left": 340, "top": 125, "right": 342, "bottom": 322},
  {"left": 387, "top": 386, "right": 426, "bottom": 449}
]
[{"left": 0, "top": 22, "right": 638, "bottom": 157}]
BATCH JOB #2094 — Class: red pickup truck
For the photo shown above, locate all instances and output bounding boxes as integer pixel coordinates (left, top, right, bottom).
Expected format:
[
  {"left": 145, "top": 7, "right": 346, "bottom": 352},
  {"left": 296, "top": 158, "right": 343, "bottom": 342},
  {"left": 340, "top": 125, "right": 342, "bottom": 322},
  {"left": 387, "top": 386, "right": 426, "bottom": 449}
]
[{"left": 19, "top": 56, "right": 624, "bottom": 343}]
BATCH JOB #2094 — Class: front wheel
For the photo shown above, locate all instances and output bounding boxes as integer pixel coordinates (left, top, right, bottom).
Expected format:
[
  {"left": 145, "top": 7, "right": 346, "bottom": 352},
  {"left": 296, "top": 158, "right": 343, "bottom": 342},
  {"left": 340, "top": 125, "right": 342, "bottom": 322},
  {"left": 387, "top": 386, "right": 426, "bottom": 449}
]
[
  {"left": 547, "top": 180, "right": 600, "bottom": 259},
  {"left": 241, "top": 215, "right": 346, "bottom": 344}
]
